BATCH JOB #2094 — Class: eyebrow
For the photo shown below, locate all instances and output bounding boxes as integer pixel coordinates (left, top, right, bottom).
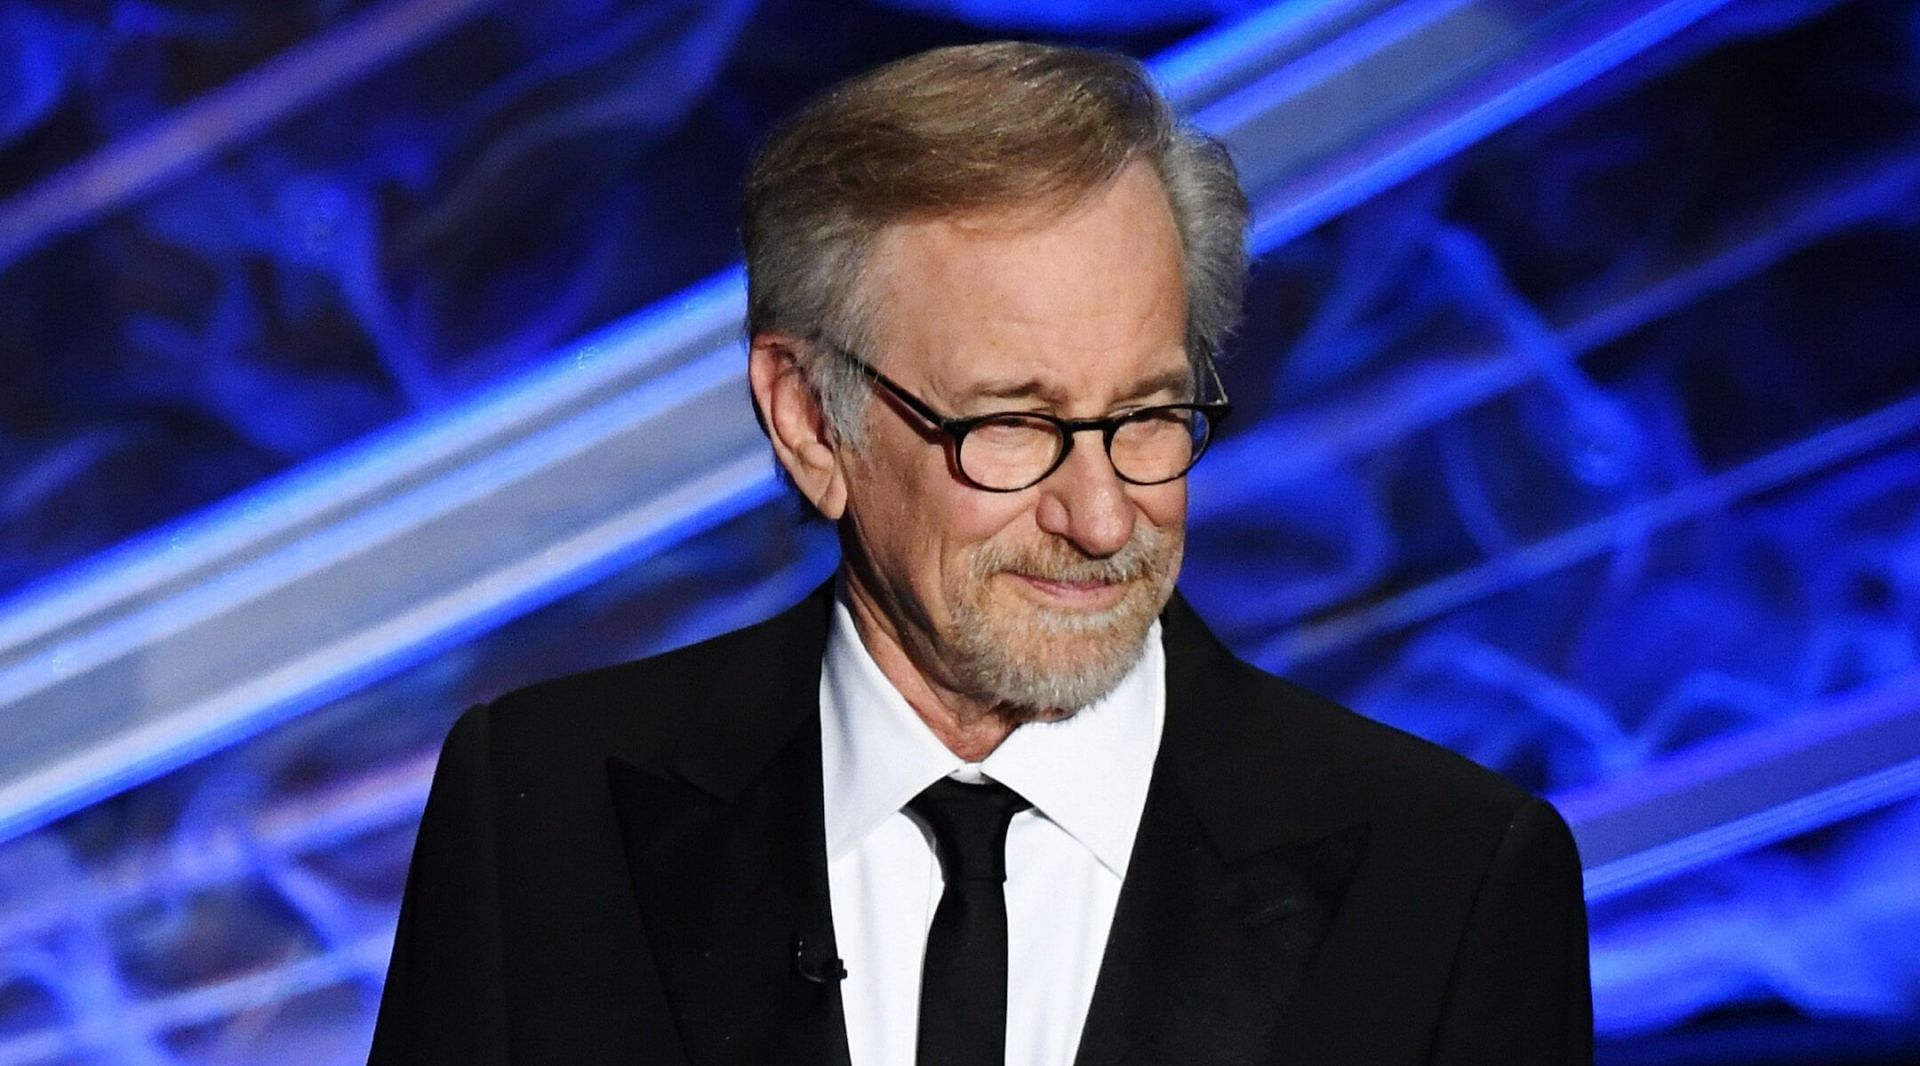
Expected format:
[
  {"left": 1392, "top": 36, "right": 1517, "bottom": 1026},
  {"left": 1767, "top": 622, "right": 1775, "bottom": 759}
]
[{"left": 950, "top": 365, "right": 1197, "bottom": 410}]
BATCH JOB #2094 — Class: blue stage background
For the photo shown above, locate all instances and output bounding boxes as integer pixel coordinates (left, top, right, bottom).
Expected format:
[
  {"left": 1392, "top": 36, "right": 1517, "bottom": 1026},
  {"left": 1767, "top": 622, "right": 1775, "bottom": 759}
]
[{"left": 2, "top": 0, "right": 1918, "bottom": 1061}]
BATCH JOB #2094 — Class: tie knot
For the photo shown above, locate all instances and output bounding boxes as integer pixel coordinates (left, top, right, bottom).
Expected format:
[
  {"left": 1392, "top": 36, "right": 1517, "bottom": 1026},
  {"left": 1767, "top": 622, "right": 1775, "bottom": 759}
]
[{"left": 908, "top": 777, "right": 1031, "bottom": 884}]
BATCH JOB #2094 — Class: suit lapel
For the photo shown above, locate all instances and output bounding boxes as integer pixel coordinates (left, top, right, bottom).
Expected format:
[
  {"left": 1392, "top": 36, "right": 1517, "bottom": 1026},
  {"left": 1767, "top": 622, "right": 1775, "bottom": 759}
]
[
  {"left": 605, "top": 588, "right": 853, "bottom": 1066},
  {"left": 1075, "top": 595, "right": 1371, "bottom": 1065},
  {"left": 599, "top": 586, "right": 1367, "bottom": 1064}
]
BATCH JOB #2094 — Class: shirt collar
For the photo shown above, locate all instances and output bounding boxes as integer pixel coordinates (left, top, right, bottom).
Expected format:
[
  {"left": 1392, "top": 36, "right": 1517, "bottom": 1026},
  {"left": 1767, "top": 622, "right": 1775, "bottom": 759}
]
[{"left": 819, "top": 590, "right": 1165, "bottom": 879}]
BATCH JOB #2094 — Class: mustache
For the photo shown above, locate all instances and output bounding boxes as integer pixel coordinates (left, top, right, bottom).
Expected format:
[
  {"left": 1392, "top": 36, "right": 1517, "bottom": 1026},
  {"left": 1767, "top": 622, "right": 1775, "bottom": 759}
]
[{"left": 969, "top": 523, "right": 1174, "bottom": 585}]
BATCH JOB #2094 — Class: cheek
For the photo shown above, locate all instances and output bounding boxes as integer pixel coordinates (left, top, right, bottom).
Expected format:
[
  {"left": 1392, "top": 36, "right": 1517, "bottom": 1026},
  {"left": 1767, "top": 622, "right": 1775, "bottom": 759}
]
[
  {"left": 1134, "top": 482, "right": 1187, "bottom": 532},
  {"left": 846, "top": 431, "right": 1065, "bottom": 585},
  {"left": 892, "top": 443, "right": 1030, "bottom": 546},
  {"left": 942, "top": 483, "right": 1041, "bottom": 555},
  {"left": 847, "top": 446, "right": 997, "bottom": 579},
  {"left": 852, "top": 477, "right": 926, "bottom": 584}
]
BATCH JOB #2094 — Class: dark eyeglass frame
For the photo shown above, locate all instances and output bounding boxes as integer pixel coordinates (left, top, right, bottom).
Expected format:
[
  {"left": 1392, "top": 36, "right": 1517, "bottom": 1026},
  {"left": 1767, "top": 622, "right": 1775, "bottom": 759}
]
[{"left": 816, "top": 338, "right": 1232, "bottom": 493}]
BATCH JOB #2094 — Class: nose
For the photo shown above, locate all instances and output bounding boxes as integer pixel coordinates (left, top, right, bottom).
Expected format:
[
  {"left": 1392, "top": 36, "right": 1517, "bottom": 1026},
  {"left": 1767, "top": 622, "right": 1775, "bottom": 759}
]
[{"left": 1033, "top": 434, "right": 1136, "bottom": 557}]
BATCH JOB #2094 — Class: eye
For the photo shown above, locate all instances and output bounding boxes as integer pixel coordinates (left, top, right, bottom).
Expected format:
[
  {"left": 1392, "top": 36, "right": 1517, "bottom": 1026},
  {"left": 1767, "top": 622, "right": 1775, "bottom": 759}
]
[
  {"left": 1120, "top": 406, "right": 1195, "bottom": 430},
  {"left": 969, "top": 413, "right": 1056, "bottom": 445}
]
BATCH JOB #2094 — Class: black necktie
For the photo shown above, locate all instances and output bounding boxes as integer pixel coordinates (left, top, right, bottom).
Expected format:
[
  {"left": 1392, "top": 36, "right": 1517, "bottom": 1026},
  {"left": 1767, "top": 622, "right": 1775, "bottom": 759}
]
[{"left": 908, "top": 777, "right": 1032, "bottom": 1066}]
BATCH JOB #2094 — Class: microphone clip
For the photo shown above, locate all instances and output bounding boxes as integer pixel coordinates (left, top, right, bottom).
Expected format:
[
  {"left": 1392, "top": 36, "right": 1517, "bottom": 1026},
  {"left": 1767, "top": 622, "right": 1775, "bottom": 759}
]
[{"left": 791, "top": 934, "right": 848, "bottom": 983}]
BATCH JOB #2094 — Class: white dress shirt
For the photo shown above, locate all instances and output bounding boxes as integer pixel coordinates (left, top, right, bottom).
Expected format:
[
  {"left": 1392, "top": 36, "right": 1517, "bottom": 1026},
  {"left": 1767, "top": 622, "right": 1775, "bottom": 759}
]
[{"left": 820, "top": 595, "right": 1166, "bottom": 1066}]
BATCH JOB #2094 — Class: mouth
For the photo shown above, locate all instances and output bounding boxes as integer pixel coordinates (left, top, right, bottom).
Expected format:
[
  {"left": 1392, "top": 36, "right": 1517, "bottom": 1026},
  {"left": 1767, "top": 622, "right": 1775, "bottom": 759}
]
[{"left": 1010, "top": 572, "right": 1130, "bottom": 610}]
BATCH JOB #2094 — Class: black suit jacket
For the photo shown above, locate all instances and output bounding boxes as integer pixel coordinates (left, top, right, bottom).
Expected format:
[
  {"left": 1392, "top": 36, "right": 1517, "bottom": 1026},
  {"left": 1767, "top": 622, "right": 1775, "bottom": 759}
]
[{"left": 370, "top": 586, "right": 1592, "bottom": 1064}]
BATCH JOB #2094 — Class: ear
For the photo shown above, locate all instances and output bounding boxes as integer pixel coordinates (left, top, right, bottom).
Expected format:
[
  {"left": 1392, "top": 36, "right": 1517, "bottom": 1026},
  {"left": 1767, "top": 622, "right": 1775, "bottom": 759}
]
[{"left": 749, "top": 333, "right": 850, "bottom": 520}]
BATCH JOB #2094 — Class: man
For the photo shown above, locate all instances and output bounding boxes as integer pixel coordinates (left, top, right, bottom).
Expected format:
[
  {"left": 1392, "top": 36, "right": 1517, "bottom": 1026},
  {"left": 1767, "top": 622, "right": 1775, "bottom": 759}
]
[{"left": 371, "top": 42, "right": 1593, "bottom": 1065}]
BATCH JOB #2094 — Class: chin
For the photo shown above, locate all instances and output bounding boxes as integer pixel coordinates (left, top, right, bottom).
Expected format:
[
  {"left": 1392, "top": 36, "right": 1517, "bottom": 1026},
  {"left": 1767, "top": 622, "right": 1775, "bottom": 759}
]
[
  {"left": 949, "top": 575, "right": 1167, "bottom": 715},
  {"left": 939, "top": 520, "right": 1183, "bottom": 714}
]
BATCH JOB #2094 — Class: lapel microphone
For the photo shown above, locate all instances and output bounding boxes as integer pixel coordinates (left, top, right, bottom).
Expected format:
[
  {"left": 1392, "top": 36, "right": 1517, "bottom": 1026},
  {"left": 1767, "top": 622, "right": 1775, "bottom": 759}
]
[{"left": 791, "top": 933, "right": 848, "bottom": 983}]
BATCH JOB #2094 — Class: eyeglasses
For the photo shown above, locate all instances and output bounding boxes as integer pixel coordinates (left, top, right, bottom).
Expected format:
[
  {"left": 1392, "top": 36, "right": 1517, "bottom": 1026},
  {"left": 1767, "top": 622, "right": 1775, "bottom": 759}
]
[{"left": 818, "top": 339, "right": 1230, "bottom": 493}]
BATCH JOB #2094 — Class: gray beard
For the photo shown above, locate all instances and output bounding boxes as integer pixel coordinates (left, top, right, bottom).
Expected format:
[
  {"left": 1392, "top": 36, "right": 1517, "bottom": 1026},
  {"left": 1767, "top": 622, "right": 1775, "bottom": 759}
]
[{"left": 944, "top": 522, "right": 1181, "bottom": 720}]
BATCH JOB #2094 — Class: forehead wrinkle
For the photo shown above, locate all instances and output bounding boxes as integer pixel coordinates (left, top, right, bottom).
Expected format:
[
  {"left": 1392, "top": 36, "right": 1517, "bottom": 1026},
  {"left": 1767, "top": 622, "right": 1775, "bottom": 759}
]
[
  {"left": 1123, "top": 365, "right": 1199, "bottom": 403},
  {"left": 860, "top": 162, "right": 1188, "bottom": 415},
  {"left": 868, "top": 205, "right": 1168, "bottom": 347},
  {"left": 947, "top": 373, "right": 1068, "bottom": 406},
  {"left": 948, "top": 356, "right": 1192, "bottom": 407},
  {"left": 894, "top": 294, "right": 1189, "bottom": 414}
]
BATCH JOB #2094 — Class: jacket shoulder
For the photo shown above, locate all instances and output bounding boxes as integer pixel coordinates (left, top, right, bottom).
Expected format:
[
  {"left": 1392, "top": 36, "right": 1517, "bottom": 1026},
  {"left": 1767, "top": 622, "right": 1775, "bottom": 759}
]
[
  {"left": 1273, "top": 667, "right": 1531, "bottom": 810},
  {"left": 1164, "top": 594, "right": 1538, "bottom": 842},
  {"left": 472, "top": 590, "right": 830, "bottom": 773}
]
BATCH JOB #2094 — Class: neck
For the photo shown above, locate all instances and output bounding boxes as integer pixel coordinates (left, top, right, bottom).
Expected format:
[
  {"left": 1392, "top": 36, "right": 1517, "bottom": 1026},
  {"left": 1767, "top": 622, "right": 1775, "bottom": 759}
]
[{"left": 839, "top": 573, "right": 1049, "bottom": 762}]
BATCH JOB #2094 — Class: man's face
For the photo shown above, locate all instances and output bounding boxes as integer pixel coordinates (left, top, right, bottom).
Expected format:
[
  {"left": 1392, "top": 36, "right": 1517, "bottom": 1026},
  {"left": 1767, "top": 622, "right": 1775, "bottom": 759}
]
[{"left": 838, "top": 160, "right": 1191, "bottom": 716}]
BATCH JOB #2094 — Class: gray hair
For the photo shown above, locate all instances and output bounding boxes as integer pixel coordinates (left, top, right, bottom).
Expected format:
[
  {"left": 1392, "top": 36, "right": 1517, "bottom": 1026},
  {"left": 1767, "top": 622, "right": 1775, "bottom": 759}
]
[{"left": 742, "top": 40, "right": 1249, "bottom": 447}]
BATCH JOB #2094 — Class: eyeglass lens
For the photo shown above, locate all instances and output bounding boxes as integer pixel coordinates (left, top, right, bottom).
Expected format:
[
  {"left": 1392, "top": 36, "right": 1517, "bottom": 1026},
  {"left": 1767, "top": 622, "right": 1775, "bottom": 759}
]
[{"left": 957, "top": 408, "right": 1213, "bottom": 490}]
